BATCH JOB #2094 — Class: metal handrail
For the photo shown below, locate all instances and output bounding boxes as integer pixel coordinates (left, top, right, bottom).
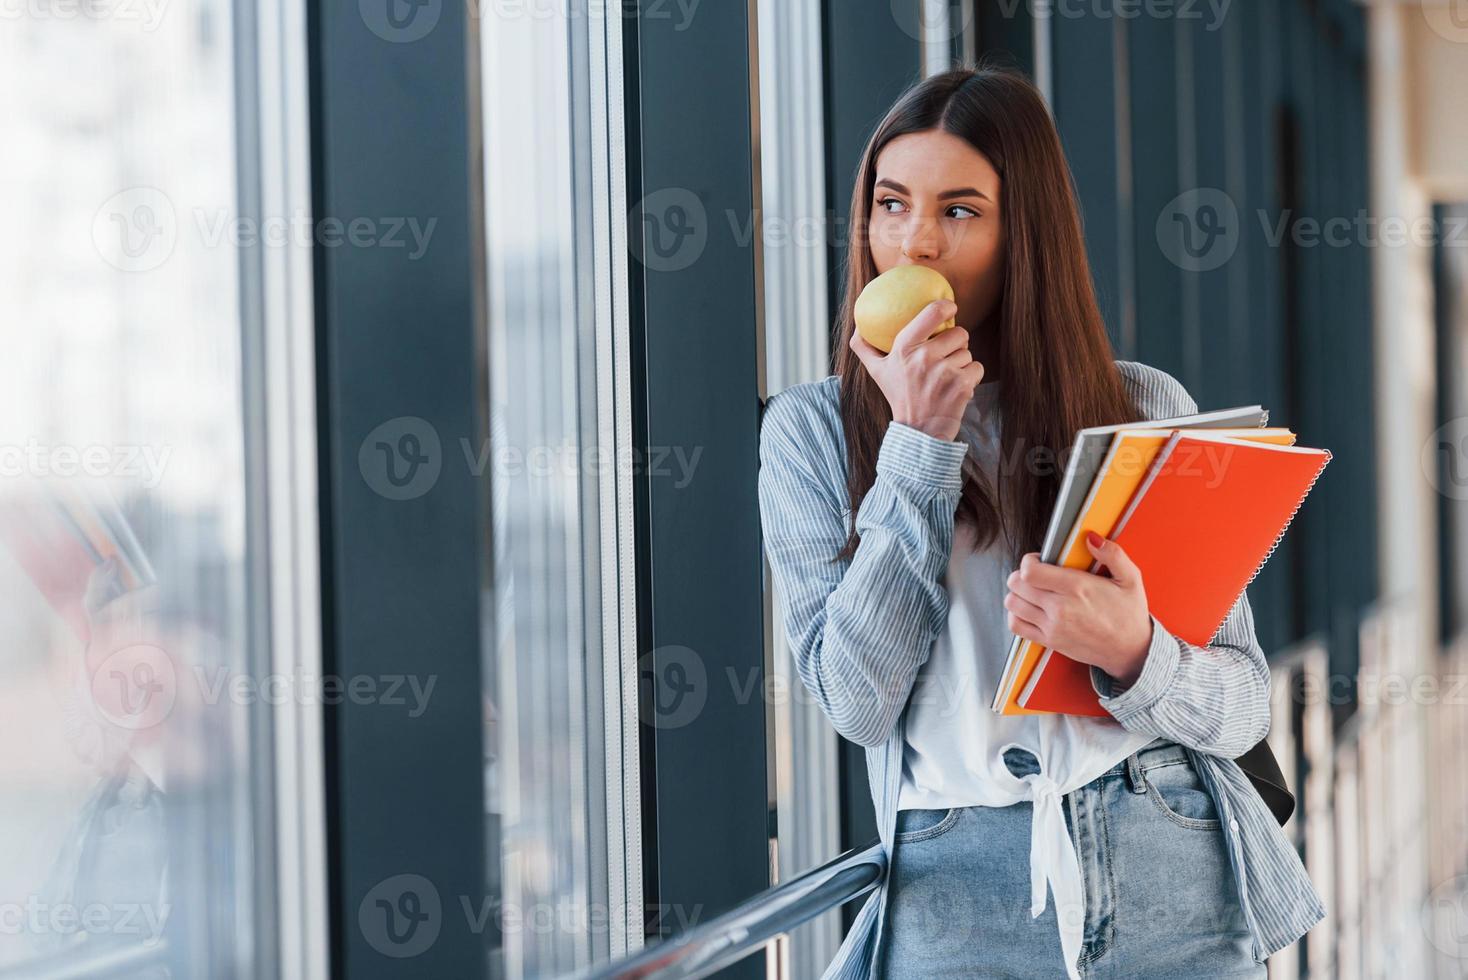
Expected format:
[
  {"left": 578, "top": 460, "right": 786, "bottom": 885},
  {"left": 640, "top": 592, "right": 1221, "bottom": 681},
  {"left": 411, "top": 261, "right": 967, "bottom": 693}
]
[{"left": 570, "top": 839, "right": 885, "bottom": 980}]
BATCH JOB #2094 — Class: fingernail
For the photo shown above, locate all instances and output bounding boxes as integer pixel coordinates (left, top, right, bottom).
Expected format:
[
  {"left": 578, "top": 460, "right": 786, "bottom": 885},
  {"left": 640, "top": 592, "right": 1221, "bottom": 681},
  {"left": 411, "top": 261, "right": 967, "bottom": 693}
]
[{"left": 1086, "top": 530, "right": 1103, "bottom": 548}]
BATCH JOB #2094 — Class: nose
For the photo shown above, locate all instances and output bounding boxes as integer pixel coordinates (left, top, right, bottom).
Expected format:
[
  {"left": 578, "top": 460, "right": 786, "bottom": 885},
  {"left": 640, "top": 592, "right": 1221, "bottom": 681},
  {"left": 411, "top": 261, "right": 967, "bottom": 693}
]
[{"left": 900, "top": 216, "right": 941, "bottom": 261}]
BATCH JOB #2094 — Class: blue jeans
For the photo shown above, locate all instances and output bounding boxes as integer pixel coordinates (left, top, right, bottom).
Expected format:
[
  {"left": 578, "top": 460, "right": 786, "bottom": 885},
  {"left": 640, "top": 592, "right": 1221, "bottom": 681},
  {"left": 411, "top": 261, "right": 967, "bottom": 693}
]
[{"left": 877, "top": 738, "right": 1264, "bottom": 978}]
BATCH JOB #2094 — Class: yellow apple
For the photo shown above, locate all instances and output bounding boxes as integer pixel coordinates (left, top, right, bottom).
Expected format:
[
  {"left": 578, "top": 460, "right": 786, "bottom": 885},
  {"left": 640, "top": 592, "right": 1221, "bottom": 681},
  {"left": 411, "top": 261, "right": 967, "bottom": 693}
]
[{"left": 853, "top": 264, "right": 957, "bottom": 353}]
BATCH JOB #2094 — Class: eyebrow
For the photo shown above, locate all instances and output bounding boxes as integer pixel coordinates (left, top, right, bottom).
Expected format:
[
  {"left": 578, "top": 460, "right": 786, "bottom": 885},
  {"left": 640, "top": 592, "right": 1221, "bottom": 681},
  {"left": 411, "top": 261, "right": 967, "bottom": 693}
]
[{"left": 875, "top": 178, "right": 992, "bottom": 204}]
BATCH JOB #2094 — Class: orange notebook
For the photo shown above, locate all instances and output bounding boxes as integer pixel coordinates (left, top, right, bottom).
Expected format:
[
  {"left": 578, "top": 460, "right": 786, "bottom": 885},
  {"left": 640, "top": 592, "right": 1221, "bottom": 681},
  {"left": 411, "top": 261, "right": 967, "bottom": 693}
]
[
  {"left": 1018, "top": 430, "right": 1331, "bottom": 715},
  {"left": 987, "top": 403, "right": 1273, "bottom": 714},
  {"left": 1004, "top": 427, "right": 1296, "bottom": 715}
]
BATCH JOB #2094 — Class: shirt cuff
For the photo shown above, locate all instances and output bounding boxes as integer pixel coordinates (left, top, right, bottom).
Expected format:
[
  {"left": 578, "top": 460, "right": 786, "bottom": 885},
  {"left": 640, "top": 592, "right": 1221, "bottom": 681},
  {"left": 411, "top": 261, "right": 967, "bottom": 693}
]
[
  {"left": 876, "top": 421, "right": 969, "bottom": 492},
  {"left": 1089, "top": 612, "right": 1179, "bottom": 723}
]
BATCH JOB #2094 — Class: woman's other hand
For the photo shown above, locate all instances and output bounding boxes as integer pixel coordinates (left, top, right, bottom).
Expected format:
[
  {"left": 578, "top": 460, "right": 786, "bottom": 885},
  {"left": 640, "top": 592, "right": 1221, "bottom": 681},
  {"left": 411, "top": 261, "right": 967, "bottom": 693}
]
[{"left": 1002, "top": 531, "right": 1153, "bottom": 687}]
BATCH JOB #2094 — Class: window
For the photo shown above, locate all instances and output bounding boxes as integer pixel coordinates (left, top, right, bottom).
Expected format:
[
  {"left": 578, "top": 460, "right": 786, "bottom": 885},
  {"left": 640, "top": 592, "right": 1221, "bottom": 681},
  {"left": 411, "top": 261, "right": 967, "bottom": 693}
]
[
  {"left": 0, "top": 0, "right": 319, "bottom": 972},
  {"left": 476, "top": 4, "right": 640, "bottom": 976}
]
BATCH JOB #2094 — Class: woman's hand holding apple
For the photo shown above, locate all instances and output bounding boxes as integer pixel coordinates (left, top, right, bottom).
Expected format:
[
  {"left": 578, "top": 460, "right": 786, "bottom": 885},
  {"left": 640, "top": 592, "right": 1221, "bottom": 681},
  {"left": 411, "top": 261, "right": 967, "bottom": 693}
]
[{"left": 850, "top": 299, "right": 985, "bottom": 443}]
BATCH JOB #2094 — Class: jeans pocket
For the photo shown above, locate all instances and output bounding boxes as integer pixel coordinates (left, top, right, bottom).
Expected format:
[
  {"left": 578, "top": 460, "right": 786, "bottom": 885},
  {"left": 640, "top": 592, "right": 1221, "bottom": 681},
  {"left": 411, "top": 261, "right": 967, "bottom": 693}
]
[
  {"left": 894, "top": 806, "right": 963, "bottom": 844},
  {"left": 1144, "top": 759, "right": 1223, "bottom": 830}
]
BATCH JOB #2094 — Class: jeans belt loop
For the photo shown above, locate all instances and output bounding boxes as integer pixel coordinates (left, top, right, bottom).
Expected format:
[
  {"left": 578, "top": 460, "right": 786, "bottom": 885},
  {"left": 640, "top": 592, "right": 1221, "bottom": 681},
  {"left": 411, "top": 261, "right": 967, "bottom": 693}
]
[{"left": 1124, "top": 751, "right": 1147, "bottom": 795}]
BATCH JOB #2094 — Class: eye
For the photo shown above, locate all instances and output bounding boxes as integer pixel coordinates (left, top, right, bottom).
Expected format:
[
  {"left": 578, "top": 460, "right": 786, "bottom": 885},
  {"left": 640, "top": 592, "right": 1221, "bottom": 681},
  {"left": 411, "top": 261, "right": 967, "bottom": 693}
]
[{"left": 875, "top": 197, "right": 980, "bottom": 219}]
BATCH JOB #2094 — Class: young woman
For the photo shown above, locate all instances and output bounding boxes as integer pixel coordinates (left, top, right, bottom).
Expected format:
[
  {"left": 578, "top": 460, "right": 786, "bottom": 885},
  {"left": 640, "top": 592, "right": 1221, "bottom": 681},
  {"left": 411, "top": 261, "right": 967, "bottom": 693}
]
[{"left": 756, "top": 65, "right": 1324, "bottom": 979}]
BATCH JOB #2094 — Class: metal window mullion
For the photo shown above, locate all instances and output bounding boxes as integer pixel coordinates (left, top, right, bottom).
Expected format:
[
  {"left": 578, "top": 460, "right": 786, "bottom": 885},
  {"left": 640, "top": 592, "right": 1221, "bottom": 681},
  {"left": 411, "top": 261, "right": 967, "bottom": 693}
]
[
  {"left": 921, "top": 0, "right": 952, "bottom": 75},
  {"left": 589, "top": 0, "right": 642, "bottom": 961},
  {"left": 1033, "top": 0, "right": 1054, "bottom": 105},
  {"left": 755, "top": 0, "right": 839, "bottom": 977},
  {"left": 556, "top": 8, "right": 601, "bottom": 975},
  {"left": 251, "top": 0, "right": 328, "bottom": 968}
]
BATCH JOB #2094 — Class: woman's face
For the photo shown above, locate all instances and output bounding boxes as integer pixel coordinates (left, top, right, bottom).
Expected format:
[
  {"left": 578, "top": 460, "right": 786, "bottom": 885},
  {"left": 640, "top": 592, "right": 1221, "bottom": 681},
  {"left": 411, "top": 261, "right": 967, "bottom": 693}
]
[{"left": 867, "top": 128, "right": 1005, "bottom": 335}]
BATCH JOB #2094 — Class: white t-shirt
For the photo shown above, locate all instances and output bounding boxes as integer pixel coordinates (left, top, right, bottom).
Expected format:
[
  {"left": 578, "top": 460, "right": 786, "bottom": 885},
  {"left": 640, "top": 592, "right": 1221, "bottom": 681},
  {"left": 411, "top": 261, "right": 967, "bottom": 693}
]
[{"left": 896, "top": 378, "right": 1157, "bottom": 978}]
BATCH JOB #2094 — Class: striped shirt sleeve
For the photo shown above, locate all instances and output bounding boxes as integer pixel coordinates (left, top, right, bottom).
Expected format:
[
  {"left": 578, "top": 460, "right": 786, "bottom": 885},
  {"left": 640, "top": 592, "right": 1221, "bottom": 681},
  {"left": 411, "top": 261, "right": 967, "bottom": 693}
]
[
  {"left": 1088, "top": 361, "right": 1274, "bottom": 758},
  {"left": 757, "top": 385, "right": 968, "bottom": 748}
]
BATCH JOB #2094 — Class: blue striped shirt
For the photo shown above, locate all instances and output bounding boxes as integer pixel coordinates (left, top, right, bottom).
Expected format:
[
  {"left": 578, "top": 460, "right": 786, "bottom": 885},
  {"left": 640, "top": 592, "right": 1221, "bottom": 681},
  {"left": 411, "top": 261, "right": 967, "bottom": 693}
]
[{"left": 756, "top": 359, "right": 1326, "bottom": 978}]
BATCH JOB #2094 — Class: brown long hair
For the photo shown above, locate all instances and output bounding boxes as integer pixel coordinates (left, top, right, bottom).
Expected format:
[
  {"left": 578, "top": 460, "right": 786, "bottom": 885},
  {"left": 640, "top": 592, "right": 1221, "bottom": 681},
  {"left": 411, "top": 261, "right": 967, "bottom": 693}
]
[{"left": 832, "top": 63, "right": 1139, "bottom": 566}]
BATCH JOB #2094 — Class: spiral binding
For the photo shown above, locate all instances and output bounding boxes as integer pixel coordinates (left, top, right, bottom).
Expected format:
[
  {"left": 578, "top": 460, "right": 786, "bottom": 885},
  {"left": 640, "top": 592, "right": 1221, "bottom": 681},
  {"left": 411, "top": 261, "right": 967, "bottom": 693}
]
[{"left": 1204, "top": 443, "right": 1331, "bottom": 647}]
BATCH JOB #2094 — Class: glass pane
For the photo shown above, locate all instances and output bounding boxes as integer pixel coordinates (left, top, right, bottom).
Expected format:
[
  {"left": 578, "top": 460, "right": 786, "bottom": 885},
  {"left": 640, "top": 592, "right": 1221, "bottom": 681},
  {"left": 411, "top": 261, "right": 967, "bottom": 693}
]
[
  {"left": 478, "top": 5, "right": 611, "bottom": 979},
  {"left": 754, "top": 0, "right": 841, "bottom": 974},
  {"left": 0, "top": 1, "right": 273, "bottom": 975}
]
